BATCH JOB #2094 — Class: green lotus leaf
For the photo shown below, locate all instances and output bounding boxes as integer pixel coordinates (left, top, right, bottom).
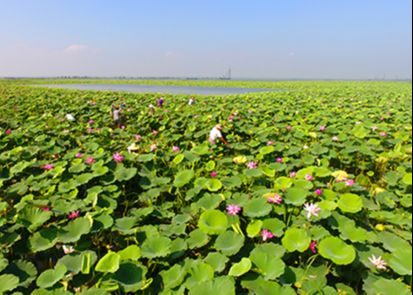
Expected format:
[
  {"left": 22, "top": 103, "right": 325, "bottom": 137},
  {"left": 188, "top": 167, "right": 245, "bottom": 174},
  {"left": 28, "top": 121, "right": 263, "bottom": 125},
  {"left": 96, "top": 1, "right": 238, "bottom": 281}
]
[
  {"left": 0, "top": 274, "right": 19, "bottom": 293},
  {"left": 191, "top": 144, "right": 210, "bottom": 155},
  {"left": 205, "top": 179, "right": 222, "bottom": 192},
  {"left": 95, "top": 251, "right": 121, "bottom": 273},
  {"left": 363, "top": 275, "right": 411, "bottom": 295},
  {"left": 249, "top": 249, "right": 285, "bottom": 280},
  {"left": 188, "top": 276, "right": 235, "bottom": 295},
  {"left": 118, "top": 245, "right": 141, "bottom": 261},
  {"left": 260, "top": 165, "right": 276, "bottom": 177},
  {"left": 274, "top": 176, "right": 293, "bottom": 191},
  {"left": 113, "top": 262, "right": 147, "bottom": 293},
  {"left": 402, "top": 173, "right": 412, "bottom": 185},
  {"left": 172, "top": 153, "right": 185, "bottom": 165},
  {"left": 6, "top": 259, "right": 38, "bottom": 287},
  {"left": 243, "top": 168, "right": 262, "bottom": 177},
  {"left": 29, "top": 227, "right": 58, "bottom": 252},
  {"left": 204, "top": 252, "right": 229, "bottom": 273},
  {"left": 214, "top": 231, "right": 245, "bottom": 256},
  {"left": 378, "top": 232, "right": 411, "bottom": 252},
  {"left": 243, "top": 198, "right": 272, "bottom": 218},
  {"left": 246, "top": 220, "right": 263, "bottom": 238},
  {"left": 56, "top": 251, "right": 97, "bottom": 274},
  {"left": 137, "top": 153, "right": 154, "bottom": 162},
  {"left": 114, "top": 164, "right": 137, "bottom": 182},
  {"left": 198, "top": 210, "right": 228, "bottom": 235},
  {"left": 229, "top": 258, "right": 252, "bottom": 277},
  {"left": 74, "top": 173, "right": 95, "bottom": 185},
  {"left": 386, "top": 249, "right": 412, "bottom": 275},
  {"left": 337, "top": 193, "right": 363, "bottom": 213},
  {"left": 262, "top": 218, "right": 285, "bottom": 236},
  {"left": 282, "top": 228, "right": 311, "bottom": 252},
  {"left": 173, "top": 169, "right": 195, "bottom": 188},
  {"left": 221, "top": 175, "right": 242, "bottom": 188},
  {"left": 284, "top": 187, "right": 309, "bottom": 206},
  {"left": 187, "top": 261, "right": 214, "bottom": 286},
  {"left": 353, "top": 125, "right": 368, "bottom": 139},
  {"left": 58, "top": 217, "right": 93, "bottom": 243},
  {"left": 160, "top": 264, "right": 187, "bottom": 290},
  {"left": 242, "top": 276, "right": 295, "bottom": 295},
  {"left": 36, "top": 264, "right": 67, "bottom": 288},
  {"left": 259, "top": 145, "right": 275, "bottom": 155},
  {"left": 318, "top": 237, "right": 356, "bottom": 265},
  {"left": 141, "top": 236, "right": 172, "bottom": 258},
  {"left": 187, "top": 229, "right": 210, "bottom": 249},
  {"left": 18, "top": 206, "right": 52, "bottom": 232}
]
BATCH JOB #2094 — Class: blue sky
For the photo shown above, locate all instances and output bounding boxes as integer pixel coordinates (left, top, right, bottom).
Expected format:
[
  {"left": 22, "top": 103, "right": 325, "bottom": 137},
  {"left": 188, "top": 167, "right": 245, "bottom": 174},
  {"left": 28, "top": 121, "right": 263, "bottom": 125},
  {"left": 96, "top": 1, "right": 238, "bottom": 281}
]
[{"left": 0, "top": 0, "right": 411, "bottom": 79}]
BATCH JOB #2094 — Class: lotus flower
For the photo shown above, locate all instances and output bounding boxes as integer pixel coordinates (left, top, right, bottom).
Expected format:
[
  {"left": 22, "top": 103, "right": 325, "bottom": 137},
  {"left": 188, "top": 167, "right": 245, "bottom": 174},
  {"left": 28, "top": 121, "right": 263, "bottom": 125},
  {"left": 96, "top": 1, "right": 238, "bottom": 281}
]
[
  {"left": 150, "top": 144, "right": 157, "bottom": 152},
  {"left": 372, "top": 126, "right": 378, "bottom": 131},
  {"left": 247, "top": 161, "right": 258, "bottom": 169},
  {"left": 267, "top": 194, "right": 283, "bottom": 205},
  {"left": 290, "top": 171, "right": 297, "bottom": 178},
  {"left": 211, "top": 171, "right": 218, "bottom": 178},
  {"left": 152, "top": 130, "right": 158, "bottom": 135},
  {"left": 261, "top": 229, "right": 275, "bottom": 241},
  {"left": 68, "top": 210, "right": 80, "bottom": 220},
  {"left": 332, "top": 136, "right": 339, "bottom": 141},
  {"left": 87, "top": 127, "right": 93, "bottom": 133},
  {"left": 368, "top": 255, "right": 387, "bottom": 270},
  {"left": 355, "top": 121, "right": 362, "bottom": 125},
  {"left": 380, "top": 116, "right": 385, "bottom": 121},
  {"left": 286, "top": 125, "right": 293, "bottom": 131},
  {"left": 309, "top": 241, "right": 317, "bottom": 254},
  {"left": 345, "top": 179, "right": 355, "bottom": 187},
  {"left": 85, "top": 157, "right": 95, "bottom": 165},
  {"left": 319, "top": 126, "right": 326, "bottom": 132},
  {"left": 113, "top": 153, "right": 124, "bottom": 163},
  {"left": 5, "top": 129, "right": 11, "bottom": 135},
  {"left": 135, "top": 134, "right": 142, "bottom": 141},
  {"left": 304, "top": 203, "right": 321, "bottom": 219},
  {"left": 88, "top": 119, "right": 94, "bottom": 124},
  {"left": 172, "top": 146, "right": 180, "bottom": 152},
  {"left": 303, "top": 145, "right": 309, "bottom": 150},
  {"left": 62, "top": 245, "right": 75, "bottom": 254},
  {"left": 379, "top": 132, "right": 387, "bottom": 137},
  {"left": 267, "top": 141, "right": 274, "bottom": 146},
  {"left": 42, "top": 164, "right": 54, "bottom": 171},
  {"left": 315, "top": 189, "right": 323, "bottom": 196},
  {"left": 305, "top": 174, "right": 314, "bottom": 181},
  {"left": 41, "top": 206, "right": 51, "bottom": 212},
  {"left": 226, "top": 204, "right": 241, "bottom": 216},
  {"left": 121, "top": 125, "right": 126, "bottom": 129},
  {"left": 75, "top": 153, "right": 83, "bottom": 158},
  {"left": 127, "top": 143, "right": 139, "bottom": 153},
  {"left": 276, "top": 157, "right": 283, "bottom": 163}
]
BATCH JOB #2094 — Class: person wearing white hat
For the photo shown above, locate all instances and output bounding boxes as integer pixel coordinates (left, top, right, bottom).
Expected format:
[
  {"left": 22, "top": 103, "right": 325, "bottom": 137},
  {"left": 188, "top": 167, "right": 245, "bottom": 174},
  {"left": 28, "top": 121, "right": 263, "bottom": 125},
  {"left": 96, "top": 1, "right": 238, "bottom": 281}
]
[{"left": 209, "top": 124, "right": 228, "bottom": 145}]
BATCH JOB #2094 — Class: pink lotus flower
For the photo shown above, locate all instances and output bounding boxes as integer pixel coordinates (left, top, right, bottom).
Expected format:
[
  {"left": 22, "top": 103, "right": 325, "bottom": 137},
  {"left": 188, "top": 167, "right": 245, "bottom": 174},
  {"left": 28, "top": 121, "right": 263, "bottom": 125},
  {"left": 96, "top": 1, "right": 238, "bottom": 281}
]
[
  {"left": 379, "top": 132, "right": 387, "bottom": 137},
  {"left": 135, "top": 134, "right": 142, "bottom": 141},
  {"left": 211, "top": 171, "right": 218, "bottom": 177},
  {"left": 42, "top": 164, "right": 55, "bottom": 171},
  {"left": 75, "top": 153, "right": 83, "bottom": 158},
  {"left": 88, "top": 119, "right": 95, "bottom": 124},
  {"left": 68, "top": 210, "right": 80, "bottom": 220},
  {"left": 150, "top": 144, "right": 157, "bottom": 152},
  {"left": 304, "top": 203, "right": 321, "bottom": 219},
  {"left": 267, "top": 141, "right": 274, "bottom": 146},
  {"left": 41, "top": 206, "right": 51, "bottom": 212},
  {"left": 261, "top": 229, "right": 275, "bottom": 241},
  {"left": 5, "top": 129, "right": 11, "bottom": 135},
  {"left": 305, "top": 174, "right": 314, "bottom": 181},
  {"left": 345, "top": 179, "right": 355, "bottom": 187},
  {"left": 87, "top": 128, "right": 94, "bottom": 133},
  {"left": 85, "top": 157, "right": 95, "bottom": 165},
  {"left": 276, "top": 157, "right": 283, "bottom": 163},
  {"left": 286, "top": 125, "right": 293, "bottom": 131},
  {"left": 172, "top": 146, "right": 180, "bottom": 152},
  {"left": 121, "top": 125, "right": 126, "bottom": 129},
  {"left": 319, "top": 126, "right": 326, "bottom": 132},
  {"left": 290, "top": 171, "right": 297, "bottom": 178},
  {"left": 309, "top": 241, "right": 317, "bottom": 254},
  {"left": 247, "top": 161, "right": 258, "bottom": 169},
  {"left": 315, "top": 189, "right": 323, "bottom": 196},
  {"left": 113, "top": 153, "right": 124, "bottom": 163},
  {"left": 380, "top": 116, "right": 385, "bottom": 121},
  {"left": 226, "top": 204, "right": 241, "bottom": 216},
  {"left": 152, "top": 130, "right": 158, "bottom": 135},
  {"left": 267, "top": 194, "right": 283, "bottom": 205}
]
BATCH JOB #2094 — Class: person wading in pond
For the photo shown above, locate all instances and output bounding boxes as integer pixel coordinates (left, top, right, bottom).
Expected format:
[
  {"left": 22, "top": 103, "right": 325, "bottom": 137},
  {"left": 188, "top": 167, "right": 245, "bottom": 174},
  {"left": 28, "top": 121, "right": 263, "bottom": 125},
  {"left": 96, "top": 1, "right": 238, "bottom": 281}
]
[
  {"left": 157, "top": 97, "right": 165, "bottom": 108},
  {"left": 110, "top": 104, "right": 122, "bottom": 128},
  {"left": 209, "top": 124, "right": 228, "bottom": 145}
]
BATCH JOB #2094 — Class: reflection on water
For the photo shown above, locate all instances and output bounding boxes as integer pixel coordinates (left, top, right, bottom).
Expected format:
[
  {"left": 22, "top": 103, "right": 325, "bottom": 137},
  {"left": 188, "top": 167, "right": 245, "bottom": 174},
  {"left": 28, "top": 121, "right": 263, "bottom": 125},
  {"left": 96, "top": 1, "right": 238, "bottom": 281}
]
[{"left": 36, "top": 84, "right": 283, "bottom": 95}]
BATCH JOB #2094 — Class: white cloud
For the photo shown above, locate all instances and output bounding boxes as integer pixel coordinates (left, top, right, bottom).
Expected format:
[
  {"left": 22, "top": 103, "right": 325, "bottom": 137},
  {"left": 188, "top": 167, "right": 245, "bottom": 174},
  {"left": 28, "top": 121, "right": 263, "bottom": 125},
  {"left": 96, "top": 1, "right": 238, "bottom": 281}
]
[{"left": 64, "top": 44, "right": 93, "bottom": 54}]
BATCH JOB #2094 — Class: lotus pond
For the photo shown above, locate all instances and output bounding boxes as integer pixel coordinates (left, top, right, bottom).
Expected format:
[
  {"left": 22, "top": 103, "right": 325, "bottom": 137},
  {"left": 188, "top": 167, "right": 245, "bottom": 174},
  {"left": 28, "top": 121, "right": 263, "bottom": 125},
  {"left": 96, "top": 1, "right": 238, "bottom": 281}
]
[{"left": 0, "top": 80, "right": 411, "bottom": 294}]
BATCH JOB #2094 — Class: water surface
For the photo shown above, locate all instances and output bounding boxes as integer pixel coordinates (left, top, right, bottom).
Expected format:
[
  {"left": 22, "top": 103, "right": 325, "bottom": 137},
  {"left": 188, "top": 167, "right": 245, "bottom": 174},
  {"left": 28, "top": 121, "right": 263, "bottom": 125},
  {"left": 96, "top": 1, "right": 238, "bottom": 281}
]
[{"left": 37, "top": 84, "right": 281, "bottom": 95}]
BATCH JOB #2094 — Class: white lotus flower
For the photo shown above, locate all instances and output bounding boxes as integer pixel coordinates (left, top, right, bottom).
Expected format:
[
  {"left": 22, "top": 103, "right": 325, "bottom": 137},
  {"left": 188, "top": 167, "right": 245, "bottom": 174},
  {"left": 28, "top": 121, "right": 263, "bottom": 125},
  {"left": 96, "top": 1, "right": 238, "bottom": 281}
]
[
  {"left": 65, "top": 113, "right": 75, "bottom": 121},
  {"left": 62, "top": 245, "right": 75, "bottom": 254},
  {"left": 304, "top": 203, "right": 321, "bottom": 219},
  {"left": 368, "top": 255, "right": 387, "bottom": 270}
]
